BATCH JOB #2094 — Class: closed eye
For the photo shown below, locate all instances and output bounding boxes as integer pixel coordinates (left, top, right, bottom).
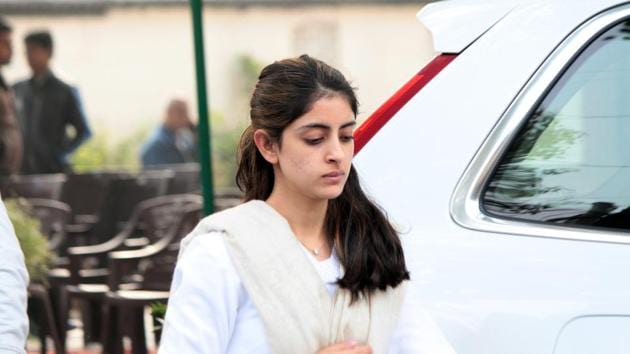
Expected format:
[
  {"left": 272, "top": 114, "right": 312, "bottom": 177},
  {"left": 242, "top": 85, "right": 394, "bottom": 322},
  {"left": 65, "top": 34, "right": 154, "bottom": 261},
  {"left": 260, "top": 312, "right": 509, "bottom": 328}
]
[{"left": 305, "top": 138, "right": 324, "bottom": 145}]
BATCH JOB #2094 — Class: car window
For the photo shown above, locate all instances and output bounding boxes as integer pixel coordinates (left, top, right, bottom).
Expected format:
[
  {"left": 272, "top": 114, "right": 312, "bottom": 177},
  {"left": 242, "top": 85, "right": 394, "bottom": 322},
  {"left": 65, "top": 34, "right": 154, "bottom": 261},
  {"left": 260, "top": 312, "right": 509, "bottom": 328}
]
[{"left": 482, "top": 19, "right": 630, "bottom": 231}]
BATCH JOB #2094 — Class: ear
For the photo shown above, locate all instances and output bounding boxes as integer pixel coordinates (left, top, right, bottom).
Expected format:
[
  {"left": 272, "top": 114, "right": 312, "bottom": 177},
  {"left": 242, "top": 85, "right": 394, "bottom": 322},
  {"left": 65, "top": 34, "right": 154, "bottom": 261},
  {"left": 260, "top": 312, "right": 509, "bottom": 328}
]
[{"left": 253, "top": 129, "right": 279, "bottom": 164}]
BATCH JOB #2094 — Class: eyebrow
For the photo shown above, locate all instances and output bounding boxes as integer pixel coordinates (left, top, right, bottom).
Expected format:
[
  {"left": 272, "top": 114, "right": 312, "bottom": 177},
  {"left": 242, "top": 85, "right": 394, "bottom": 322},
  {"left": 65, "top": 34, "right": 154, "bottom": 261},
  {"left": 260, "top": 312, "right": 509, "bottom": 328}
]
[{"left": 297, "top": 121, "right": 356, "bottom": 131}]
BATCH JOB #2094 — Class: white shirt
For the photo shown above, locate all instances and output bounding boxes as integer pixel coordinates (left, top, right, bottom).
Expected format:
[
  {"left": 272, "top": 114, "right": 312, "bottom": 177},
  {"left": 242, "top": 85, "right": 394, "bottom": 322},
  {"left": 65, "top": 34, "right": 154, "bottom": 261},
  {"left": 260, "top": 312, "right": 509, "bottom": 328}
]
[
  {"left": 159, "top": 232, "right": 456, "bottom": 354},
  {"left": 0, "top": 198, "right": 29, "bottom": 354}
]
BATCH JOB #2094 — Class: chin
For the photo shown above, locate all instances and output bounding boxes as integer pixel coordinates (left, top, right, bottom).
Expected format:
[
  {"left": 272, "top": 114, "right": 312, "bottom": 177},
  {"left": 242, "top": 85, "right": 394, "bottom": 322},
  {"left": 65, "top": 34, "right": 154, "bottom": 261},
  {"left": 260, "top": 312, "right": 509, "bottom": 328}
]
[{"left": 318, "top": 187, "right": 345, "bottom": 201}]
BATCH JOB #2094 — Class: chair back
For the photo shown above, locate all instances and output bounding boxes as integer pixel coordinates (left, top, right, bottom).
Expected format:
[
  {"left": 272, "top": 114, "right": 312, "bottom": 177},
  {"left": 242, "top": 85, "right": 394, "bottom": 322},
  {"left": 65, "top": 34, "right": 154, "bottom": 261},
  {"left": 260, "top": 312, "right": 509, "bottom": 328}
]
[
  {"left": 136, "top": 194, "right": 202, "bottom": 243},
  {"left": 106, "top": 198, "right": 202, "bottom": 291},
  {"left": 164, "top": 163, "right": 201, "bottom": 195},
  {"left": 26, "top": 198, "right": 72, "bottom": 254},
  {"left": 139, "top": 203, "right": 203, "bottom": 291},
  {"left": 60, "top": 171, "right": 132, "bottom": 223},
  {"left": 0, "top": 174, "right": 67, "bottom": 200},
  {"left": 92, "top": 171, "right": 174, "bottom": 244}
]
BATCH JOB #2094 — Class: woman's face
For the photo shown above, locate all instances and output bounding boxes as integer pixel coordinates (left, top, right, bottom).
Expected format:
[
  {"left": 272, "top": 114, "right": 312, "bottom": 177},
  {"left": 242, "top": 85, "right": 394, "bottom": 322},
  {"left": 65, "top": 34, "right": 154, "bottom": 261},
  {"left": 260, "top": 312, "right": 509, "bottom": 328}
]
[{"left": 272, "top": 95, "right": 356, "bottom": 202}]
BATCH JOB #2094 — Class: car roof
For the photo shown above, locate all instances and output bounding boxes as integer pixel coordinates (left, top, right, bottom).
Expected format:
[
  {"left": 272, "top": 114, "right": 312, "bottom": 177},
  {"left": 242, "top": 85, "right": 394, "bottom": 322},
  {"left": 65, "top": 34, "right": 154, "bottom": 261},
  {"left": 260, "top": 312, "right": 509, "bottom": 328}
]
[{"left": 419, "top": 0, "right": 630, "bottom": 53}]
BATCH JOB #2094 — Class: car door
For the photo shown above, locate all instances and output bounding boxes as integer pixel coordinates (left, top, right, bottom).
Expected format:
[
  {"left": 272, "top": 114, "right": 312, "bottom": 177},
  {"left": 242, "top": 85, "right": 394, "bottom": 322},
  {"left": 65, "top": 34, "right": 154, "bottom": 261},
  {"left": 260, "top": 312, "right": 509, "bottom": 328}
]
[
  {"left": 357, "top": 2, "right": 630, "bottom": 354},
  {"left": 450, "top": 4, "right": 630, "bottom": 354}
]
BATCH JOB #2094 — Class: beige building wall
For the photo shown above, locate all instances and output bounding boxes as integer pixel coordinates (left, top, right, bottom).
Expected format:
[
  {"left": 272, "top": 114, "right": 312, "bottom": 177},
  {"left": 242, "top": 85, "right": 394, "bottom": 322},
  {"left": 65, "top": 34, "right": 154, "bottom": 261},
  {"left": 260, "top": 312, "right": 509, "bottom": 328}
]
[{"left": 3, "top": 4, "right": 434, "bottom": 141}]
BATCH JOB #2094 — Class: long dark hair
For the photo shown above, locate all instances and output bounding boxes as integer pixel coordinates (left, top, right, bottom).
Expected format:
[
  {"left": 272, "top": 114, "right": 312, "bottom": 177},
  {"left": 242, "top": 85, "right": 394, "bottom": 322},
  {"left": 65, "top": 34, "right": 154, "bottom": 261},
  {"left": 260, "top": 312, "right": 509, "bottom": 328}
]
[{"left": 236, "top": 54, "right": 409, "bottom": 300}]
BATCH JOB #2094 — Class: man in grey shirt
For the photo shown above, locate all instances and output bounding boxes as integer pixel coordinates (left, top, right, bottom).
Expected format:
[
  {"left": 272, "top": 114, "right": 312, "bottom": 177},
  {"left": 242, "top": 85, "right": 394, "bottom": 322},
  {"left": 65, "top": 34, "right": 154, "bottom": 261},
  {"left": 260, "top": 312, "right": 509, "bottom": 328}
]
[{"left": 0, "top": 195, "right": 28, "bottom": 353}]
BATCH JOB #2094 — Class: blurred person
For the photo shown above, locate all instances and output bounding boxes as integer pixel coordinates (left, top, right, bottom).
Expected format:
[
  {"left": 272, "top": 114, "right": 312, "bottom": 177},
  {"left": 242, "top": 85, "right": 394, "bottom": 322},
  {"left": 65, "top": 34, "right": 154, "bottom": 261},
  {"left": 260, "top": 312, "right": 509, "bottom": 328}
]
[
  {"left": 0, "top": 17, "right": 22, "bottom": 176},
  {"left": 140, "top": 97, "right": 198, "bottom": 167},
  {"left": 13, "top": 30, "right": 91, "bottom": 174},
  {"left": 0, "top": 196, "right": 29, "bottom": 354}
]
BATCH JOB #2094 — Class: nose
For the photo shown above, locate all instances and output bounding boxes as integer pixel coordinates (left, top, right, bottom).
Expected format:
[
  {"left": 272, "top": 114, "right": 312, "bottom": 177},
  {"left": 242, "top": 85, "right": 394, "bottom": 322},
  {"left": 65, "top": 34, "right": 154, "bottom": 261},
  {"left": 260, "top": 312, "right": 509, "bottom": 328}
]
[{"left": 326, "top": 138, "right": 345, "bottom": 164}]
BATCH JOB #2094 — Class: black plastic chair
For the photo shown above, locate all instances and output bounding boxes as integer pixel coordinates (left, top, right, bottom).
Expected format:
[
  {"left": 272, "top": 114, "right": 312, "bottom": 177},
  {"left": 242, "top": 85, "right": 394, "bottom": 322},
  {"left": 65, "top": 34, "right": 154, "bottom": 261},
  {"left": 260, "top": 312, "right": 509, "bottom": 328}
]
[
  {"left": 92, "top": 170, "right": 174, "bottom": 244},
  {"left": 48, "top": 172, "right": 174, "bottom": 345},
  {"left": 65, "top": 194, "right": 201, "bottom": 346},
  {"left": 101, "top": 203, "right": 203, "bottom": 354}
]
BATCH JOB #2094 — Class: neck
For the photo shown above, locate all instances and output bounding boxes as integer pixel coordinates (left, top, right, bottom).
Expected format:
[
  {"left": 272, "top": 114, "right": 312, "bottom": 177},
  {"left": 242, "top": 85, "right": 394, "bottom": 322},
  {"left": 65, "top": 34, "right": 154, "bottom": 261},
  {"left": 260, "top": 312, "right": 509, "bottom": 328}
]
[
  {"left": 266, "top": 183, "right": 330, "bottom": 256},
  {"left": 33, "top": 68, "right": 49, "bottom": 80},
  {"left": 163, "top": 122, "right": 177, "bottom": 132}
]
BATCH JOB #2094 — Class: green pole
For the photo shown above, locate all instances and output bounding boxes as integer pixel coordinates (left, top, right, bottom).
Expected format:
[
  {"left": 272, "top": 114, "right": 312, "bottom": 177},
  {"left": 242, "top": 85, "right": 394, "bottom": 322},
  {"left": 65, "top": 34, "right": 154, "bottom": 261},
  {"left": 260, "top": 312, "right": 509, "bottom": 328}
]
[{"left": 190, "top": 0, "right": 215, "bottom": 215}]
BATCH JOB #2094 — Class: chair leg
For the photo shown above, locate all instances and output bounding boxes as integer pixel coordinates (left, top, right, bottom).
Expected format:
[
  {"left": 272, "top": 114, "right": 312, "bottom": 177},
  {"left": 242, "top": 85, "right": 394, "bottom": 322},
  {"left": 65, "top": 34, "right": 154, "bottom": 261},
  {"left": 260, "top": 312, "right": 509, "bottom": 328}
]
[
  {"left": 50, "top": 283, "right": 69, "bottom": 346},
  {"left": 131, "top": 306, "right": 147, "bottom": 354},
  {"left": 80, "top": 298, "right": 102, "bottom": 344},
  {"left": 81, "top": 299, "right": 99, "bottom": 343},
  {"left": 44, "top": 288, "right": 66, "bottom": 354},
  {"left": 28, "top": 295, "right": 46, "bottom": 354},
  {"left": 89, "top": 299, "right": 102, "bottom": 341},
  {"left": 47, "top": 282, "right": 70, "bottom": 354},
  {"left": 108, "top": 305, "right": 125, "bottom": 354},
  {"left": 100, "top": 302, "right": 123, "bottom": 354},
  {"left": 29, "top": 284, "right": 65, "bottom": 354},
  {"left": 100, "top": 303, "right": 111, "bottom": 349},
  {"left": 39, "top": 329, "right": 46, "bottom": 354}
]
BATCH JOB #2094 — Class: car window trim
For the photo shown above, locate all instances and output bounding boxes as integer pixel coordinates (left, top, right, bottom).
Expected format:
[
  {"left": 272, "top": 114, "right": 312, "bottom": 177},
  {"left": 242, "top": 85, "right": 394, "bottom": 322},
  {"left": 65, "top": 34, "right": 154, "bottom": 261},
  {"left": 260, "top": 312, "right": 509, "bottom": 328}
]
[{"left": 450, "top": 3, "right": 630, "bottom": 245}]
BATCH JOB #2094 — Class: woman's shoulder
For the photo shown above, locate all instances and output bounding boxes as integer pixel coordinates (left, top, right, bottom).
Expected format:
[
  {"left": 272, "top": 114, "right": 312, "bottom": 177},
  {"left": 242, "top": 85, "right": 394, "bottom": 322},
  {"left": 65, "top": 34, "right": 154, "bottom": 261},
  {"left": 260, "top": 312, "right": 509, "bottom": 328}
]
[
  {"left": 173, "top": 229, "right": 255, "bottom": 311},
  {"left": 176, "top": 201, "right": 271, "bottom": 270},
  {"left": 176, "top": 200, "right": 280, "bottom": 276},
  {"left": 178, "top": 230, "right": 236, "bottom": 274},
  {"left": 185, "top": 200, "right": 279, "bottom": 239},
  {"left": 198, "top": 200, "right": 271, "bottom": 223}
]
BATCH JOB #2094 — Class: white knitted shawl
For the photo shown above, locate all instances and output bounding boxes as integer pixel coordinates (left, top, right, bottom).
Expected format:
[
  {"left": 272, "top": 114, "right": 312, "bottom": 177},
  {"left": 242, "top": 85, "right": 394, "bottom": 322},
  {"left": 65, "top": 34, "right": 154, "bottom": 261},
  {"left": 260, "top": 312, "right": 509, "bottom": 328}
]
[{"left": 179, "top": 200, "right": 406, "bottom": 354}]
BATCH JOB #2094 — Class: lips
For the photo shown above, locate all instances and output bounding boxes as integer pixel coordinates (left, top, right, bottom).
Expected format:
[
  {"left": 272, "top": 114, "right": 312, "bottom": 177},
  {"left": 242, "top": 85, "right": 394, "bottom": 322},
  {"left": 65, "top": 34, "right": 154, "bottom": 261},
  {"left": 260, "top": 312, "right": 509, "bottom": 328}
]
[
  {"left": 323, "top": 171, "right": 344, "bottom": 178},
  {"left": 322, "top": 171, "right": 345, "bottom": 184}
]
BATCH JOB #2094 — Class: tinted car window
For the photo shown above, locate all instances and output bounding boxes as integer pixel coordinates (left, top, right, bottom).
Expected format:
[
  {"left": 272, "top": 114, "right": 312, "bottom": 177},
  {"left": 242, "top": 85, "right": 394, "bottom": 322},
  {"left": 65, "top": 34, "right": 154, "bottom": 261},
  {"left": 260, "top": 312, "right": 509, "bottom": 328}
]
[{"left": 483, "top": 19, "right": 630, "bottom": 231}]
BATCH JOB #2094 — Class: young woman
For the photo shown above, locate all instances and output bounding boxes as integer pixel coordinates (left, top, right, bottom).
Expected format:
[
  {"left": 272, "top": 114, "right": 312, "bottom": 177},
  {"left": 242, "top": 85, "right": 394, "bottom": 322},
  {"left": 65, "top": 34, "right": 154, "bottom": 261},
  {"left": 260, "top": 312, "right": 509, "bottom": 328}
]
[{"left": 158, "top": 55, "right": 456, "bottom": 354}]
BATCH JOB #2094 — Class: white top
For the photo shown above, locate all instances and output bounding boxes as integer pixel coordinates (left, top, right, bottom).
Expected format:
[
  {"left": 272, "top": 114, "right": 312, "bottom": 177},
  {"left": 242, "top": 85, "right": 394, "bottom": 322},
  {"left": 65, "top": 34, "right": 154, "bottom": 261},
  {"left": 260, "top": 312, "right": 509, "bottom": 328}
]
[
  {"left": 159, "top": 232, "right": 457, "bottom": 354},
  {"left": 0, "top": 199, "right": 29, "bottom": 354}
]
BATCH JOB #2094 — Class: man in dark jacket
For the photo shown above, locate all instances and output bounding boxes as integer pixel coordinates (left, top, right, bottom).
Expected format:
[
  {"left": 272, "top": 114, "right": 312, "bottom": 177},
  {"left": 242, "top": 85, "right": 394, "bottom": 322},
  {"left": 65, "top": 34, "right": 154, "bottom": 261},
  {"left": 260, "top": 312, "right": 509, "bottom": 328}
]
[
  {"left": 0, "top": 17, "right": 22, "bottom": 176},
  {"left": 13, "top": 30, "right": 91, "bottom": 174}
]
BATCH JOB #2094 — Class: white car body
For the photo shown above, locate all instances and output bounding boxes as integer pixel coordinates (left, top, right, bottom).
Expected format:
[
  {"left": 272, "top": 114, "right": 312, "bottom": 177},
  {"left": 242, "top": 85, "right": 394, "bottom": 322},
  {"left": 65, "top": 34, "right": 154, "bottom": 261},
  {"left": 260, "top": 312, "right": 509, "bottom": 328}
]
[{"left": 355, "top": 0, "right": 630, "bottom": 353}]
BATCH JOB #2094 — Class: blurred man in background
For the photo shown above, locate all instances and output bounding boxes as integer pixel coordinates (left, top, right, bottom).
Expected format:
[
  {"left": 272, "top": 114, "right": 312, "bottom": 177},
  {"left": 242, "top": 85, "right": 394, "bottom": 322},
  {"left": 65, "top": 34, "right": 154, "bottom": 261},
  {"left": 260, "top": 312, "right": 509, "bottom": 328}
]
[
  {"left": 13, "top": 30, "right": 90, "bottom": 174},
  {"left": 141, "top": 97, "right": 198, "bottom": 167},
  {"left": 0, "top": 17, "right": 22, "bottom": 176}
]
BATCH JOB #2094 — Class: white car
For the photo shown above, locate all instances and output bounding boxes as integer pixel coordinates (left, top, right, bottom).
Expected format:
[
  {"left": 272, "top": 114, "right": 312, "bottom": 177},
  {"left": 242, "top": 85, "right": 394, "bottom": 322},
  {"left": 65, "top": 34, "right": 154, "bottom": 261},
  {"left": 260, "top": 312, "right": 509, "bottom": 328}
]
[{"left": 355, "top": 0, "right": 630, "bottom": 353}]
